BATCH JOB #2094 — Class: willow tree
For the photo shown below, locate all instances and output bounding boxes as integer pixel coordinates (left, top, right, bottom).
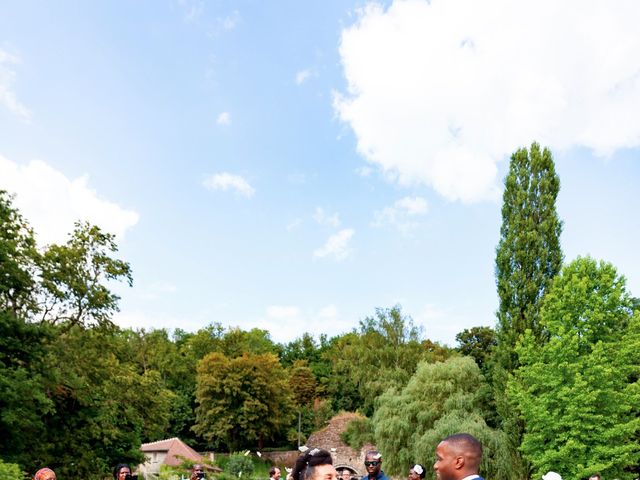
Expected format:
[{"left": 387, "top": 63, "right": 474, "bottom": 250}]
[{"left": 373, "top": 356, "right": 521, "bottom": 480}]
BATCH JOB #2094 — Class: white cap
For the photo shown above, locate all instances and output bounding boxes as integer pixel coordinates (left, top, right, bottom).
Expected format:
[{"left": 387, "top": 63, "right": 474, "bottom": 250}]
[{"left": 542, "top": 472, "right": 562, "bottom": 480}]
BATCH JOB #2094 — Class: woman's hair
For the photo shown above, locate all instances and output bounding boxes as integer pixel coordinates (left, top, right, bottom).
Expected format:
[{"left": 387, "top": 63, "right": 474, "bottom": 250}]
[
  {"left": 113, "top": 463, "right": 132, "bottom": 479},
  {"left": 411, "top": 464, "right": 426, "bottom": 479},
  {"left": 291, "top": 448, "right": 333, "bottom": 480}
]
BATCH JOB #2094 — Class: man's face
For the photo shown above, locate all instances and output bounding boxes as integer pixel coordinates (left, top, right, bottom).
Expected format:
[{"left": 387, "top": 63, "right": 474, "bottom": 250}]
[
  {"left": 311, "top": 464, "right": 338, "bottom": 480},
  {"left": 193, "top": 465, "right": 204, "bottom": 478},
  {"left": 274, "top": 468, "right": 281, "bottom": 480},
  {"left": 342, "top": 470, "right": 352, "bottom": 480},
  {"left": 433, "top": 442, "right": 458, "bottom": 480},
  {"left": 365, "top": 455, "right": 382, "bottom": 477}
]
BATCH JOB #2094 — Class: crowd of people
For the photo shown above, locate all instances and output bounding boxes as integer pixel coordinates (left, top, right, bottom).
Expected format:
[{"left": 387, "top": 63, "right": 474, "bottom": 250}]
[{"left": 30, "top": 433, "right": 599, "bottom": 480}]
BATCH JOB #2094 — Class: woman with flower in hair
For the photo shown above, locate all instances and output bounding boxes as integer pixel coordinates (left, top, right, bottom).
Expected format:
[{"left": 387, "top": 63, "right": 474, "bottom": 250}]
[
  {"left": 291, "top": 448, "right": 337, "bottom": 480},
  {"left": 409, "top": 464, "right": 426, "bottom": 480},
  {"left": 34, "top": 468, "right": 56, "bottom": 480}
]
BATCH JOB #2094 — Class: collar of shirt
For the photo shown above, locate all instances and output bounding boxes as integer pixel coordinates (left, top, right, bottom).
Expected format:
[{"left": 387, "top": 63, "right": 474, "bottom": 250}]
[{"left": 461, "top": 475, "right": 480, "bottom": 480}]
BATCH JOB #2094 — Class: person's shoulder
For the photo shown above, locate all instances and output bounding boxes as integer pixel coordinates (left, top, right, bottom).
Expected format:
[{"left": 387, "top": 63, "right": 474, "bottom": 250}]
[{"left": 378, "top": 472, "right": 391, "bottom": 480}]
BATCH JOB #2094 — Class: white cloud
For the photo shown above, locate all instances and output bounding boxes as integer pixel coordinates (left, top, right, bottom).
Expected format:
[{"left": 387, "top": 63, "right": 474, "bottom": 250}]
[
  {"left": 216, "top": 111, "right": 231, "bottom": 125},
  {"left": 0, "top": 155, "right": 139, "bottom": 246},
  {"left": 295, "top": 69, "right": 312, "bottom": 85},
  {"left": 372, "top": 196, "right": 428, "bottom": 234},
  {"left": 0, "top": 48, "right": 31, "bottom": 122},
  {"left": 203, "top": 172, "right": 255, "bottom": 197},
  {"left": 313, "top": 228, "right": 355, "bottom": 260},
  {"left": 335, "top": 0, "right": 640, "bottom": 203},
  {"left": 252, "top": 304, "right": 345, "bottom": 342},
  {"left": 313, "top": 207, "right": 341, "bottom": 227}
]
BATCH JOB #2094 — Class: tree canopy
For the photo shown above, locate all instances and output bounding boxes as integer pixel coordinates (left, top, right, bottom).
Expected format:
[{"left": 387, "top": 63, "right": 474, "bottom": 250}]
[{"left": 509, "top": 257, "right": 640, "bottom": 480}]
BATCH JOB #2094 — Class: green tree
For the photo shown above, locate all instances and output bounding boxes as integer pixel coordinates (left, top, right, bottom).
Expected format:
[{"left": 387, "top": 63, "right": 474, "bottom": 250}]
[
  {"left": 325, "top": 305, "right": 438, "bottom": 415},
  {"left": 509, "top": 257, "right": 640, "bottom": 480},
  {"left": 0, "top": 191, "right": 39, "bottom": 317},
  {"left": 456, "top": 326, "right": 497, "bottom": 374},
  {"left": 39, "top": 221, "right": 132, "bottom": 327},
  {"left": 0, "top": 312, "right": 54, "bottom": 467},
  {"left": 193, "top": 352, "right": 294, "bottom": 450},
  {"left": 288, "top": 360, "right": 317, "bottom": 407},
  {"left": 495, "top": 141, "right": 563, "bottom": 370},
  {"left": 373, "top": 356, "right": 521, "bottom": 480},
  {"left": 220, "top": 327, "right": 281, "bottom": 358},
  {"left": 41, "top": 326, "right": 175, "bottom": 478},
  {"left": 493, "top": 142, "right": 563, "bottom": 465}
]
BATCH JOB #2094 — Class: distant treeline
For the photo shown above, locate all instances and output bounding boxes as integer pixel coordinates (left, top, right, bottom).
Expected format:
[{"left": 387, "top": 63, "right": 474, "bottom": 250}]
[{"left": 1, "top": 142, "right": 639, "bottom": 480}]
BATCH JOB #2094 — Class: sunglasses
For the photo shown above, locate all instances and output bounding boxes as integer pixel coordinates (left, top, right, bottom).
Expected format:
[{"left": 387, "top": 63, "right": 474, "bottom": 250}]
[{"left": 364, "top": 462, "right": 380, "bottom": 467}]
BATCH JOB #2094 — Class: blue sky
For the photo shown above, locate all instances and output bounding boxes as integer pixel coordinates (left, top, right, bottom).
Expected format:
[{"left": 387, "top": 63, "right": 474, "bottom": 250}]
[{"left": 1, "top": 0, "right": 638, "bottom": 345}]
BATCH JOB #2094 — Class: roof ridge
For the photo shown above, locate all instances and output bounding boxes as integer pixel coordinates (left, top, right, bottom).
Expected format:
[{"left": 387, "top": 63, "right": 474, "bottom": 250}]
[{"left": 140, "top": 437, "right": 180, "bottom": 447}]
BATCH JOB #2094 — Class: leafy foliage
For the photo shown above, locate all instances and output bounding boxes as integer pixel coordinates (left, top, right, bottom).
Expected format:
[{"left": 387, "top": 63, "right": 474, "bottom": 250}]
[
  {"left": 510, "top": 257, "right": 640, "bottom": 480},
  {"left": 340, "top": 416, "right": 374, "bottom": 450},
  {"left": 193, "top": 352, "right": 294, "bottom": 450},
  {"left": 0, "top": 459, "right": 22, "bottom": 480},
  {"left": 226, "top": 454, "right": 255, "bottom": 478},
  {"left": 39, "top": 221, "right": 132, "bottom": 327},
  {"left": 373, "top": 356, "right": 522, "bottom": 480}
]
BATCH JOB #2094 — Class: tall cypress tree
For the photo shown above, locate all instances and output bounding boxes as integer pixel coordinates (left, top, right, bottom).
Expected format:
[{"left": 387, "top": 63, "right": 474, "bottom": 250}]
[
  {"left": 492, "top": 142, "right": 563, "bottom": 462},
  {"left": 494, "top": 142, "right": 563, "bottom": 372}
]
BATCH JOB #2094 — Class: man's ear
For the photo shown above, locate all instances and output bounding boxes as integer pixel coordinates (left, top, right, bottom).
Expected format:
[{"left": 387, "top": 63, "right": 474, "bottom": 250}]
[{"left": 454, "top": 456, "right": 465, "bottom": 470}]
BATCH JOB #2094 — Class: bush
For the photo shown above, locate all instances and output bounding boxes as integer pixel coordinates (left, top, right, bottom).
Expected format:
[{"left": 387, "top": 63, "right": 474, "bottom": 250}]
[
  {"left": 0, "top": 460, "right": 22, "bottom": 480},
  {"left": 226, "top": 455, "right": 254, "bottom": 478}
]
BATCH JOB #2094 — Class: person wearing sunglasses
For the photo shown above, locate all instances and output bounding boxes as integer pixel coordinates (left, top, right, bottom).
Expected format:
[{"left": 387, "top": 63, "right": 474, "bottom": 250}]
[{"left": 362, "top": 451, "right": 389, "bottom": 480}]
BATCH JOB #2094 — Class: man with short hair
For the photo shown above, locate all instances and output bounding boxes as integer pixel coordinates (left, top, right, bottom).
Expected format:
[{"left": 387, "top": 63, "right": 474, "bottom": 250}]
[
  {"left": 191, "top": 464, "right": 205, "bottom": 480},
  {"left": 342, "top": 469, "right": 352, "bottom": 480},
  {"left": 588, "top": 473, "right": 601, "bottom": 480},
  {"left": 362, "top": 451, "right": 389, "bottom": 480},
  {"left": 433, "top": 433, "right": 484, "bottom": 480},
  {"left": 270, "top": 467, "right": 282, "bottom": 480}
]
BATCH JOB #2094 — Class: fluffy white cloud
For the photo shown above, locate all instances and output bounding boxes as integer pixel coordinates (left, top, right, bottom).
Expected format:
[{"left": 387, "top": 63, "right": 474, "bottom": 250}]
[
  {"left": 335, "top": 0, "right": 640, "bottom": 203},
  {"left": 313, "top": 207, "right": 341, "bottom": 227},
  {"left": 216, "top": 111, "right": 231, "bottom": 125},
  {"left": 0, "top": 155, "right": 139, "bottom": 246},
  {"left": 313, "top": 228, "right": 355, "bottom": 260},
  {"left": 372, "top": 196, "right": 428, "bottom": 233},
  {"left": 203, "top": 172, "right": 255, "bottom": 197},
  {"left": 0, "top": 48, "right": 31, "bottom": 121}
]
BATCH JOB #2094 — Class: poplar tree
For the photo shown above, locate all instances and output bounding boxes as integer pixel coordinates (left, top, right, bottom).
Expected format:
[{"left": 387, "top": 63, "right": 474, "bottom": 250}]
[
  {"left": 493, "top": 142, "right": 563, "bottom": 465},
  {"left": 494, "top": 142, "right": 563, "bottom": 371}
]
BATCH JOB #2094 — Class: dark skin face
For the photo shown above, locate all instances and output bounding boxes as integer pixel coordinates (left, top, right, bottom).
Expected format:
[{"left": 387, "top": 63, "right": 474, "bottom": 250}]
[
  {"left": 433, "top": 442, "right": 460, "bottom": 480},
  {"left": 365, "top": 454, "right": 382, "bottom": 478},
  {"left": 117, "top": 467, "right": 131, "bottom": 480},
  {"left": 311, "top": 465, "right": 338, "bottom": 480},
  {"left": 408, "top": 469, "right": 421, "bottom": 480}
]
